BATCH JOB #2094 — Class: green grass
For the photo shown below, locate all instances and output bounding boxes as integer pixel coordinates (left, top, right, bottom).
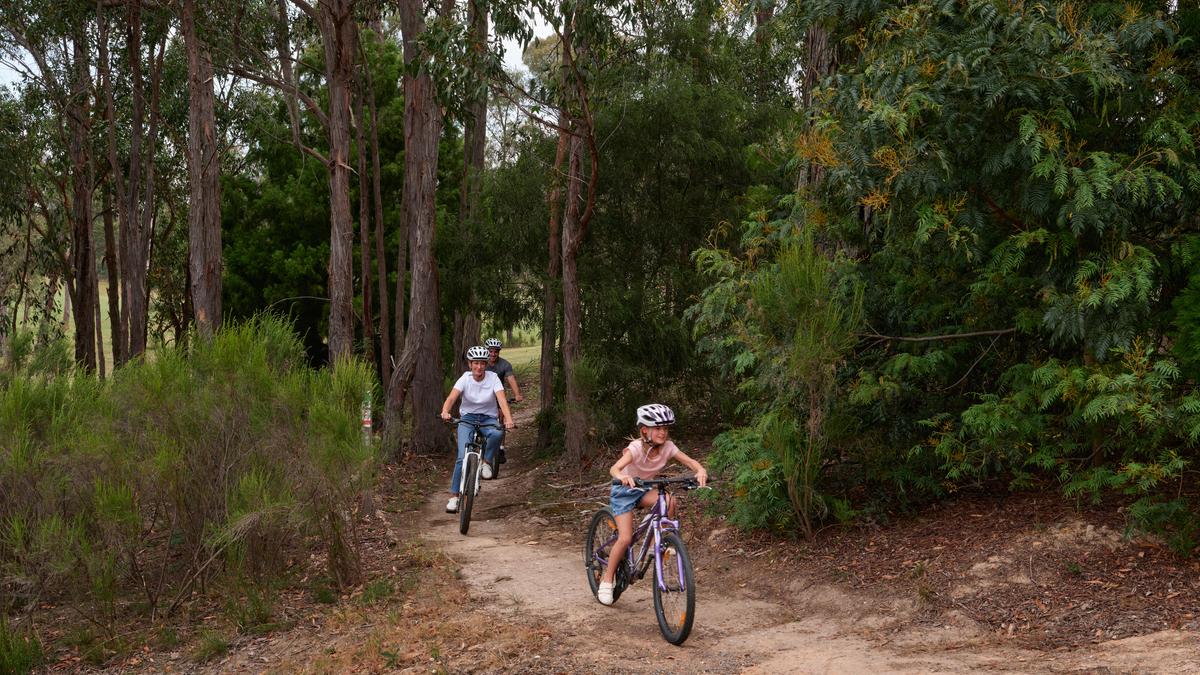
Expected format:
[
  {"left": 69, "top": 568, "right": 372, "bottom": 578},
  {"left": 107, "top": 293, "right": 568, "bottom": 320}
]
[
  {"left": 503, "top": 345, "right": 540, "bottom": 369},
  {"left": 18, "top": 279, "right": 120, "bottom": 374}
]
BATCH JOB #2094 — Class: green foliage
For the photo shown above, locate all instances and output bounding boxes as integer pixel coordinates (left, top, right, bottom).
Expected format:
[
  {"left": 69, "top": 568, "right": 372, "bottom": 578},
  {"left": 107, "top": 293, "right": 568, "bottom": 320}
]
[
  {"left": 192, "top": 630, "right": 230, "bottom": 663},
  {"left": 0, "top": 616, "right": 43, "bottom": 675},
  {"left": 706, "top": 427, "right": 793, "bottom": 531},
  {"left": 0, "top": 315, "right": 377, "bottom": 657},
  {"left": 694, "top": 0, "right": 1200, "bottom": 533},
  {"left": 1128, "top": 497, "right": 1199, "bottom": 557},
  {"left": 694, "top": 220, "right": 863, "bottom": 537}
]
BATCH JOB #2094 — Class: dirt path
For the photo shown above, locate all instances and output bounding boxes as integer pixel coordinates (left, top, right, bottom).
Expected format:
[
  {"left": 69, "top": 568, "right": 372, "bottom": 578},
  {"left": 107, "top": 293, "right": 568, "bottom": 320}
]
[
  {"left": 191, "top": 406, "right": 1200, "bottom": 674},
  {"left": 414, "top": 415, "right": 1200, "bottom": 674}
]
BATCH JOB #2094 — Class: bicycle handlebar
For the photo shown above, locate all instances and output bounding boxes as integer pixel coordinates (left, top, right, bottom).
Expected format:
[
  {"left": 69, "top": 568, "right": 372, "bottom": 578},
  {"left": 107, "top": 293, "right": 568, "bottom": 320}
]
[
  {"left": 610, "top": 476, "right": 710, "bottom": 490},
  {"left": 441, "top": 417, "right": 506, "bottom": 431}
]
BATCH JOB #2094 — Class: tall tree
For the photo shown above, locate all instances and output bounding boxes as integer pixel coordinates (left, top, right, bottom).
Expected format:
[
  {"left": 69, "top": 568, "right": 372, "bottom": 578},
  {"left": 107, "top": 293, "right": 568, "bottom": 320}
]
[
  {"left": 313, "top": 0, "right": 357, "bottom": 361},
  {"left": 181, "top": 0, "right": 223, "bottom": 338},
  {"left": 386, "top": 0, "right": 452, "bottom": 454}
]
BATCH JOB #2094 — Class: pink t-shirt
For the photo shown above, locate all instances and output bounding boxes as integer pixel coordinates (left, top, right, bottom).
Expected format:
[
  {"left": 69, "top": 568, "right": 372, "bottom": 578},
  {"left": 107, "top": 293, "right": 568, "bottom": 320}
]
[{"left": 619, "top": 439, "right": 679, "bottom": 480}]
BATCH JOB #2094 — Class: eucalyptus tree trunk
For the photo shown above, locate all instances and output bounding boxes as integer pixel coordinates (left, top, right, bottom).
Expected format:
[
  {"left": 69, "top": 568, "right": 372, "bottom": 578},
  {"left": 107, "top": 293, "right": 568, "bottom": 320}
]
[
  {"left": 122, "top": 0, "right": 148, "bottom": 359},
  {"left": 97, "top": 11, "right": 125, "bottom": 365},
  {"left": 67, "top": 27, "right": 97, "bottom": 372},
  {"left": 450, "top": 0, "right": 487, "bottom": 381},
  {"left": 560, "top": 126, "right": 586, "bottom": 462},
  {"left": 367, "top": 65, "right": 392, "bottom": 390},
  {"left": 182, "top": 0, "right": 223, "bottom": 339},
  {"left": 101, "top": 183, "right": 122, "bottom": 364},
  {"left": 355, "top": 73, "right": 375, "bottom": 368},
  {"left": 386, "top": 0, "right": 449, "bottom": 455},
  {"left": 537, "top": 109, "right": 569, "bottom": 450},
  {"left": 317, "top": 0, "right": 358, "bottom": 362}
]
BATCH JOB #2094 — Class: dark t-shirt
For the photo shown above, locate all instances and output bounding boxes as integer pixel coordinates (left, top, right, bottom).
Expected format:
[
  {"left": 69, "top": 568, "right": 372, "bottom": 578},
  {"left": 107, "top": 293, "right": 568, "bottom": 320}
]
[{"left": 486, "top": 357, "right": 514, "bottom": 387}]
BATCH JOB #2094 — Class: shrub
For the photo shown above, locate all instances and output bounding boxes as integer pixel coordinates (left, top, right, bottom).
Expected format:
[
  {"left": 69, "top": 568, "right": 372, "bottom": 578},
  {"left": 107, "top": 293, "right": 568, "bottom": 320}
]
[
  {"left": 0, "top": 617, "right": 43, "bottom": 674},
  {"left": 0, "top": 315, "right": 378, "bottom": 652}
]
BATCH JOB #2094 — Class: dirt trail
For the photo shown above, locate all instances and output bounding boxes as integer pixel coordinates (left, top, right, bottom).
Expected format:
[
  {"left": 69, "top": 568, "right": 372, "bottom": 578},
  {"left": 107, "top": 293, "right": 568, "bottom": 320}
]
[{"left": 417, "top": 413, "right": 1200, "bottom": 674}]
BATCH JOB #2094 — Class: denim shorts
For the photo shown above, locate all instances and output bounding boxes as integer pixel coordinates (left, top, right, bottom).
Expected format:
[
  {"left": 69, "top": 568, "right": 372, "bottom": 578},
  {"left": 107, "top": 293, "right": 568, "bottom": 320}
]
[{"left": 610, "top": 484, "right": 650, "bottom": 516}]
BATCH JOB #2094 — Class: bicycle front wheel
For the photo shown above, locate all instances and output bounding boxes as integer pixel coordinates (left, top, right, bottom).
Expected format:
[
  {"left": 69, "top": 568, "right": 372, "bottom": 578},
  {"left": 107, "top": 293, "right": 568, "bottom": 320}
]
[
  {"left": 459, "top": 454, "right": 479, "bottom": 535},
  {"left": 584, "top": 508, "right": 618, "bottom": 598},
  {"left": 653, "top": 531, "right": 695, "bottom": 645}
]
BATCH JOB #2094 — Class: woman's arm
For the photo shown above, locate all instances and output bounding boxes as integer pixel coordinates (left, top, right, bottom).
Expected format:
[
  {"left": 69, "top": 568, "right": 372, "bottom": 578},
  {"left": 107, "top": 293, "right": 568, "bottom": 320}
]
[
  {"left": 673, "top": 450, "right": 708, "bottom": 487},
  {"left": 610, "top": 450, "right": 636, "bottom": 487},
  {"left": 440, "top": 389, "right": 461, "bottom": 420},
  {"left": 495, "top": 391, "right": 515, "bottom": 429}
]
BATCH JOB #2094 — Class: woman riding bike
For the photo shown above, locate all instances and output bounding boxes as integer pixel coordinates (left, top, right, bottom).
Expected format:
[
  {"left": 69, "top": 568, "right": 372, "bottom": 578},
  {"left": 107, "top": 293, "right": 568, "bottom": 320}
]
[{"left": 439, "top": 346, "right": 515, "bottom": 513}]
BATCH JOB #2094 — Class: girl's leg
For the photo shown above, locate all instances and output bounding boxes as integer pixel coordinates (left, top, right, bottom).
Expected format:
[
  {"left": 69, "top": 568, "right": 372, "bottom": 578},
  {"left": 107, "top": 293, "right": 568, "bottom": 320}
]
[
  {"left": 666, "top": 492, "right": 677, "bottom": 519},
  {"left": 601, "top": 511, "right": 634, "bottom": 583},
  {"left": 601, "top": 490, "right": 660, "bottom": 583},
  {"left": 448, "top": 423, "right": 471, "bottom": 495}
]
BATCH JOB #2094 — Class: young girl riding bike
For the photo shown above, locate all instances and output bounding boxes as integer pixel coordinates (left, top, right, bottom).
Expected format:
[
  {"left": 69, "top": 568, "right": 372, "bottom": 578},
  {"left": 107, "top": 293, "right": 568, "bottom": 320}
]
[{"left": 598, "top": 403, "right": 707, "bottom": 605}]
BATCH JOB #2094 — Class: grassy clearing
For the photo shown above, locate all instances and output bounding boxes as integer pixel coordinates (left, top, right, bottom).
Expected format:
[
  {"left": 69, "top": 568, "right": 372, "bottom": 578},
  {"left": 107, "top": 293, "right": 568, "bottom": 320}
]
[{"left": 504, "top": 344, "right": 540, "bottom": 370}]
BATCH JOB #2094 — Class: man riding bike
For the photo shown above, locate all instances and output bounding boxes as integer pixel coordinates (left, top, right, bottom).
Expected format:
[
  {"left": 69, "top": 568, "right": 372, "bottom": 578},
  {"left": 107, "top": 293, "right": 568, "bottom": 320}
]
[{"left": 485, "top": 337, "right": 522, "bottom": 464}]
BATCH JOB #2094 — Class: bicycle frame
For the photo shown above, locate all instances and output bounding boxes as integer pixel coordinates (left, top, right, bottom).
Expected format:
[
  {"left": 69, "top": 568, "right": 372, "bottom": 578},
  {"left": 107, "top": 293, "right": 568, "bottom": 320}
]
[
  {"left": 452, "top": 421, "right": 498, "bottom": 494},
  {"left": 459, "top": 429, "right": 484, "bottom": 495},
  {"left": 604, "top": 487, "right": 687, "bottom": 593}
]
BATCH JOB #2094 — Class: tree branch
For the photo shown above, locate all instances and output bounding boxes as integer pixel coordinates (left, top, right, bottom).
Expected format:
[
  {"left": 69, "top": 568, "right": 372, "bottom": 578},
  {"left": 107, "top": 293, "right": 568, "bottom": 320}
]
[{"left": 862, "top": 327, "right": 1017, "bottom": 342}]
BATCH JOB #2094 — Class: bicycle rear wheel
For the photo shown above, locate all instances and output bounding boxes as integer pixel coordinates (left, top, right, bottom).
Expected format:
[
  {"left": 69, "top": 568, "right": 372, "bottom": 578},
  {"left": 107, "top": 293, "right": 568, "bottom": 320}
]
[
  {"left": 652, "top": 531, "right": 695, "bottom": 645},
  {"left": 584, "top": 508, "right": 618, "bottom": 598},
  {"left": 459, "top": 454, "right": 479, "bottom": 535}
]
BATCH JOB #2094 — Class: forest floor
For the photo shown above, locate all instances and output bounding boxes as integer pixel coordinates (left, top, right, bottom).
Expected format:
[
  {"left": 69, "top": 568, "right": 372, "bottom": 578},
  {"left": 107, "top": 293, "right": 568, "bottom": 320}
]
[{"left": 80, "top": 401, "right": 1200, "bottom": 674}]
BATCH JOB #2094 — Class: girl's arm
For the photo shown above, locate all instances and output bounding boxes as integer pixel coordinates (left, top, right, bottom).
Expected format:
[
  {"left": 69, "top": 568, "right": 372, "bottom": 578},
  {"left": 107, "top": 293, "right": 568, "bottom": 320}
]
[
  {"left": 610, "top": 449, "right": 636, "bottom": 487},
  {"left": 673, "top": 450, "right": 708, "bottom": 487},
  {"left": 440, "top": 389, "right": 461, "bottom": 420}
]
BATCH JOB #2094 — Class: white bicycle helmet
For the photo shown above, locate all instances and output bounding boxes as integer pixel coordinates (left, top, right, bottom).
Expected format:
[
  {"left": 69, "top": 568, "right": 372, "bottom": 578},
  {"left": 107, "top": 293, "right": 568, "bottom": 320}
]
[
  {"left": 466, "top": 345, "right": 490, "bottom": 361},
  {"left": 485, "top": 338, "right": 503, "bottom": 349},
  {"left": 636, "top": 403, "right": 675, "bottom": 428}
]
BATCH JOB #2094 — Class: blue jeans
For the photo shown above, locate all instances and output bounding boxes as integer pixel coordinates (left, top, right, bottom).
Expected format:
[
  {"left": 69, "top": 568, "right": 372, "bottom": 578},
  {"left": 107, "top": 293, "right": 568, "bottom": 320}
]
[{"left": 450, "top": 413, "right": 503, "bottom": 494}]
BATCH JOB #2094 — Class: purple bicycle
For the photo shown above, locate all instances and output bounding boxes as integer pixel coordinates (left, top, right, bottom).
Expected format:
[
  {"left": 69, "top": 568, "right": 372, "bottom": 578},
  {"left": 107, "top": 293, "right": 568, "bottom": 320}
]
[{"left": 584, "top": 475, "right": 702, "bottom": 645}]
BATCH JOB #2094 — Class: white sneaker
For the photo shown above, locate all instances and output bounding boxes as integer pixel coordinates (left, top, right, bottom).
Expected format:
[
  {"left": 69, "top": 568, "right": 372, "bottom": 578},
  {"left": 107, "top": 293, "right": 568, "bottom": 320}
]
[
  {"left": 597, "top": 581, "right": 614, "bottom": 606},
  {"left": 445, "top": 497, "right": 459, "bottom": 513},
  {"left": 480, "top": 462, "right": 493, "bottom": 480}
]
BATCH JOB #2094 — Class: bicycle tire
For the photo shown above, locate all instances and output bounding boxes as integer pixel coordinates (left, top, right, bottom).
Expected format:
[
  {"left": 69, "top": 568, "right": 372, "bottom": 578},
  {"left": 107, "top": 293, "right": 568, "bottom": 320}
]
[
  {"left": 489, "top": 452, "right": 500, "bottom": 479},
  {"left": 584, "top": 508, "right": 618, "bottom": 598},
  {"left": 652, "top": 531, "right": 695, "bottom": 645},
  {"left": 459, "top": 453, "right": 479, "bottom": 535}
]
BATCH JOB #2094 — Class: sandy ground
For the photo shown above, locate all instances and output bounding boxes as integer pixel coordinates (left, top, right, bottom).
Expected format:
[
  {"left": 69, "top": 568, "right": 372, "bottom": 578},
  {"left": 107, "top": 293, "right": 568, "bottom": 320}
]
[
  {"left": 411, "top": 415, "right": 1200, "bottom": 674},
  {"left": 169, "top": 403, "right": 1200, "bottom": 674}
]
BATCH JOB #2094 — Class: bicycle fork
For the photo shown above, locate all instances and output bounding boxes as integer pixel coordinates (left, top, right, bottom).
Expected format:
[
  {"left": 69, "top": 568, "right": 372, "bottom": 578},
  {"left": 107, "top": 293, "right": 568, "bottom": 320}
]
[{"left": 654, "top": 519, "right": 686, "bottom": 593}]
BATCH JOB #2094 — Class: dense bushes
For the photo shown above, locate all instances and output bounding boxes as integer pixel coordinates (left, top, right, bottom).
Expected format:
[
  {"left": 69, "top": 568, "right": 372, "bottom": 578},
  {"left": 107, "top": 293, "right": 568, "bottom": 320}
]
[
  {"left": 693, "top": 1, "right": 1200, "bottom": 549},
  {"left": 0, "top": 315, "right": 377, "bottom": 638}
]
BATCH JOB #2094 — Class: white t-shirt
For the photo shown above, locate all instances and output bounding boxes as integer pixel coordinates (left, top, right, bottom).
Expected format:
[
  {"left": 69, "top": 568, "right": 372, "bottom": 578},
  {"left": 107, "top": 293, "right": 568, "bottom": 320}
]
[{"left": 453, "top": 371, "right": 504, "bottom": 416}]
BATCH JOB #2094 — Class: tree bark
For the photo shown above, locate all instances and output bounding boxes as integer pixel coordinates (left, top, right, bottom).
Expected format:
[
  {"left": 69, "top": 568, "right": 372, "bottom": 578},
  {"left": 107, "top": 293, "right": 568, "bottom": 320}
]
[
  {"left": 386, "top": 0, "right": 448, "bottom": 456},
  {"left": 356, "top": 71, "right": 375, "bottom": 369},
  {"left": 101, "top": 183, "right": 123, "bottom": 366},
  {"left": 450, "top": 0, "right": 488, "bottom": 377},
  {"left": 366, "top": 58, "right": 391, "bottom": 390},
  {"left": 560, "top": 126, "right": 585, "bottom": 462},
  {"left": 317, "top": 0, "right": 358, "bottom": 363},
  {"left": 537, "top": 109, "right": 569, "bottom": 450},
  {"left": 183, "top": 0, "right": 223, "bottom": 340},
  {"left": 122, "top": 0, "right": 148, "bottom": 359},
  {"left": 67, "top": 26, "right": 97, "bottom": 372},
  {"left": 98, "top": 8, "right": 126, "bottom": 365},
  {"left": 559, "top": 20, "right": 594, "bottom": 464}
]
